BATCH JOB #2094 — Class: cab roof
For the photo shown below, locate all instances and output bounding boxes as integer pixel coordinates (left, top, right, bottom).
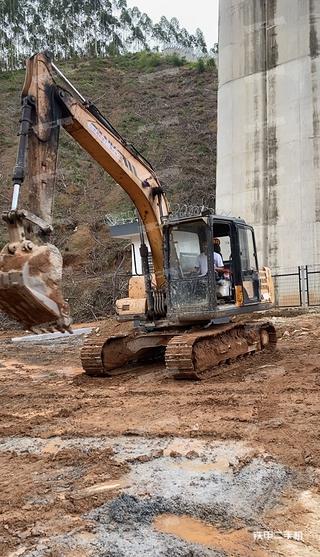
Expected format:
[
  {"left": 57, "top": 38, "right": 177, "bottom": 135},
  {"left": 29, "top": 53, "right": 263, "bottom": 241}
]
[{"left": 167, "top": 212, "right": 247, "bottom": 226}]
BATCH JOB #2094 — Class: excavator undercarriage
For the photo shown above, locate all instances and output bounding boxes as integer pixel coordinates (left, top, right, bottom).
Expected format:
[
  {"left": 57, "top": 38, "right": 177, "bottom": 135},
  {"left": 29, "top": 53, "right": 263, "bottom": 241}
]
[{"left": 80, "top": 319, "right": 277, "bottom": 380}]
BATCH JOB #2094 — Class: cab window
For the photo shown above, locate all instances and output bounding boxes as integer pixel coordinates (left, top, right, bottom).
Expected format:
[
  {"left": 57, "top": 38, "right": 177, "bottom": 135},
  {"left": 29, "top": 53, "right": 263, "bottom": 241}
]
[{"left": 239, "top": 227, "right": 258, "bottom": 272}]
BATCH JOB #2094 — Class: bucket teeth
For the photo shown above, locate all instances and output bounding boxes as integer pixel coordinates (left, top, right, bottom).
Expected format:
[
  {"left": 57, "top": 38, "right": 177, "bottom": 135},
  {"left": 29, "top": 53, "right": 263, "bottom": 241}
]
[{"left": 0, "top": 270, "right": 23, "bottom": 288}]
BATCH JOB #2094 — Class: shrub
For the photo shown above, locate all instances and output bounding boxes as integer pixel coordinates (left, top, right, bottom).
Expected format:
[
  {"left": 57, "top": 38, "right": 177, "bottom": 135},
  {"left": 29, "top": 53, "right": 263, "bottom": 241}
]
[{"left": 196, "top": 58, "right": 206, "bottom": 73}]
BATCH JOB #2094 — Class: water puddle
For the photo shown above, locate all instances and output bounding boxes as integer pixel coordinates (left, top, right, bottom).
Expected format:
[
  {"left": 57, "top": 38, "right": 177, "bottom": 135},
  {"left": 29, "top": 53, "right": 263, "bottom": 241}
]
[
  {"left": 163, "top": 438, "right": 205, "bottom": 457},
  {"left": 169, "top": 457, "right": 230, "bottom": 473},
  {"left": 154, "top": 514, "right": 268, "bottom": 556}
]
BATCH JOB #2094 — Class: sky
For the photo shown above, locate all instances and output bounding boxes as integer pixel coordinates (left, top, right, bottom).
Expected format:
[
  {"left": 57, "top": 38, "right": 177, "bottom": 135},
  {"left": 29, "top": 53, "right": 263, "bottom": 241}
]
[{"left": 126, "top": 0, "right": 219, "bottom": 49}]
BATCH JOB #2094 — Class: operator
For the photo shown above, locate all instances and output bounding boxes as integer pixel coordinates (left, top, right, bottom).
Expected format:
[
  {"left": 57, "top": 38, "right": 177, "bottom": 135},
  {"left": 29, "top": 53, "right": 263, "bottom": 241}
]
[
  {"left": 213, "top": 237, "right": 224, "bottom": 273},
  {"left": 195, "top": 242, "right": 208, "bottom": 276},
  {"left": 194, "top": 240, "right": 225, "bottom": 277}
]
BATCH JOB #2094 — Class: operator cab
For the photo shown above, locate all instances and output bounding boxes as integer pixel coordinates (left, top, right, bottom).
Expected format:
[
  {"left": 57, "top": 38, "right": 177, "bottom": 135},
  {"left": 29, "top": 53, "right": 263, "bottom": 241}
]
[{"left": 164, "top": 214, "right": 263, "bottom": 323}]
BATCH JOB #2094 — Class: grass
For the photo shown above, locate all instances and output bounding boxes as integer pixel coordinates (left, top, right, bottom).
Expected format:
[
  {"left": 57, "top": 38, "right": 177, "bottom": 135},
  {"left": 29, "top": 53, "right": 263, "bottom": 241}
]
[
  {"left": 107, "top": 51, "right": 188, "bottom": 71},
  {"left": 120, "top": 114, "right": 144, "bottom": 131},
  {"left": 0, "top": 136, "right": 14, "bottom": 147}
]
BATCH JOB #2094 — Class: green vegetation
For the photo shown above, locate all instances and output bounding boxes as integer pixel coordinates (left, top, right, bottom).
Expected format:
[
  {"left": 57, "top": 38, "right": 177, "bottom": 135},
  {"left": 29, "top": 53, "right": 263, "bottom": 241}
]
[
  {"left": 0, "top": 0, "right": 209, "bottom": 71},
  {"left": 194, "top": 57, "right": 217, "bottom": 73},
  {"left": 111, "top": 51, "right": 188, "bottom": 71}
]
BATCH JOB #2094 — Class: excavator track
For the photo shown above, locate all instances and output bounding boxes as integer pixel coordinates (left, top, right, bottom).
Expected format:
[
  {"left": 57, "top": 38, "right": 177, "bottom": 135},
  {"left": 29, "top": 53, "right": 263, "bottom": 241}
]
[
  {"left": 165, "top": 321, "right": 277, "bottom": 380},
  {"left": 81, "top": 320, "right": 276, "bottom": 380},
  {"left": 80, "top": 333, "right": 119, "bottom": 376},
  {"left": 80, "top": 321, "right": 175, "bottom": 377},
  {"left": 80, "top": 319, "right": 135, "bottom": 376}
]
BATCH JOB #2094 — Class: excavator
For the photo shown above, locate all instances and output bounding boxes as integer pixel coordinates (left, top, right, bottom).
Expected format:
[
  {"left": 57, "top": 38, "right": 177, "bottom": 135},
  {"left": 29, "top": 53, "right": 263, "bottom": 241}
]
[{"left": 0, "top": 52, "right": 276, "bottom": 380}]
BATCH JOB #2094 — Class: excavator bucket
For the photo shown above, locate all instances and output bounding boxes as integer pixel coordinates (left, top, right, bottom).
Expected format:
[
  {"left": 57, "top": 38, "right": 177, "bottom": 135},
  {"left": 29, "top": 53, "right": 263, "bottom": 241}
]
[
  {"left": 0, "top": 241, "right": 71, "bottom": 332},
  {"left": 0, "top": 52, "right": 71, "bottom": 333}
]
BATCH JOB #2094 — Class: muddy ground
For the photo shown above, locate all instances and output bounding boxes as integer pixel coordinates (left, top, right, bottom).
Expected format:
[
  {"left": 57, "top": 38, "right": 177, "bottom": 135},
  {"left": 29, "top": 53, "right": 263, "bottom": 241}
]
[{"left": 0, "top": 312, "right": 320, "bottom": 556}]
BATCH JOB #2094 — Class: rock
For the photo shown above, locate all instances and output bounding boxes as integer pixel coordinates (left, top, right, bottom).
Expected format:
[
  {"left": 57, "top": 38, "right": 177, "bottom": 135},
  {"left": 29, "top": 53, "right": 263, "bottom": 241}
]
[
  {"left": 169, "top": 450, "right": 182, "bottom": 458},
  {"left": 185, "top": 450, "right": 200, "bottom": 459},
  {"left": 135, "top": 454, "right": 151, "bottom": 463}
]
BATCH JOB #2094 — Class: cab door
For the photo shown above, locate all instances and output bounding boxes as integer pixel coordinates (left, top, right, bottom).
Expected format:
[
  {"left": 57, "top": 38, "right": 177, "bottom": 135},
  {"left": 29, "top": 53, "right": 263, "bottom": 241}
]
[
  {"left": 165, "top": 219, "right": 214, "bottom": 318},
  {"left": 238, "top": 226, "right": 260, "bottom": 303}
]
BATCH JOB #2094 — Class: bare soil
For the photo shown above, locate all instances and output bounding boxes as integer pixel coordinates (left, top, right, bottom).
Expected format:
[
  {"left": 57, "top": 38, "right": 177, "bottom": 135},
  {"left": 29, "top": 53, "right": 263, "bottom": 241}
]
[{"left": 0, "top": 312, "right": 320, "bottom": 556}]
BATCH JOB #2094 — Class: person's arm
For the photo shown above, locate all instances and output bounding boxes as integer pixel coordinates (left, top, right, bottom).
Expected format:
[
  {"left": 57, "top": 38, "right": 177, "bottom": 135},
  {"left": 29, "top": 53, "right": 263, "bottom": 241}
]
[{"left": 214, "top": 252, "right": 224, "bottom": 270}]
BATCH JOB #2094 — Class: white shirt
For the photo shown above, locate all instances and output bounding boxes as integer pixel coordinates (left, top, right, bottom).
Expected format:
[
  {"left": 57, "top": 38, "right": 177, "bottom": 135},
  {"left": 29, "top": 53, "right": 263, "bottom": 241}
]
[
  {"left": 195, "top": 252, "right": 224, "bottom": 276},
  {"left": 195, "top": 253, "right": 208, "bottom": 275},
  {"left": 214, "top": 252, "right": 223, "bottom": 268}
]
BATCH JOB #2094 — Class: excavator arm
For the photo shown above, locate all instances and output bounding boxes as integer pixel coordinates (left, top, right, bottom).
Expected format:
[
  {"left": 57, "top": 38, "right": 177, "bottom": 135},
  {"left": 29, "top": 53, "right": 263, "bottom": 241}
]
[{"left": 0, "top": 52, "right": 169, "bottom": 331}]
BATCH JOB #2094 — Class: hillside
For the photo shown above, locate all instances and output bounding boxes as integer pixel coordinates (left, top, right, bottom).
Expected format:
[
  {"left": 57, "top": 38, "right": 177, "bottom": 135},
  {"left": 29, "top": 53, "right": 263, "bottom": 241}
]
[{"left": 0, "top": 54, "right": 217, "bottom": 322}]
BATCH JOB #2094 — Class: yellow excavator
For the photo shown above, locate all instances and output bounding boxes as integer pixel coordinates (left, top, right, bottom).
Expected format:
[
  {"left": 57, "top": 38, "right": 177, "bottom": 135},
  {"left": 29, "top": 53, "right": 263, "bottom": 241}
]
[{"left": 0, "top": 52, "right": 276, "bottom": 380}]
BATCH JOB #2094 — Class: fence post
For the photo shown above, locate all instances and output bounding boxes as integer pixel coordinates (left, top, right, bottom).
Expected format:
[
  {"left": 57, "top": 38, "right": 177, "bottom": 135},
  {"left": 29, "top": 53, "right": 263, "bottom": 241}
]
[
  {"left": 305, "top": 265, "right": 310, "bottom": 306},
  {"left": 300, "top": 265, "right": 307, "bottom": 307}
]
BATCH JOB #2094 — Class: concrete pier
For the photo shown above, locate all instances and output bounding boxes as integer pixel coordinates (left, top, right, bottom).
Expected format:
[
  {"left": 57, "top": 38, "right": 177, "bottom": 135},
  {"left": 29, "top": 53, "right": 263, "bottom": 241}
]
[{"left": 217, "top": 0, "right": 320, "bottom": 273}]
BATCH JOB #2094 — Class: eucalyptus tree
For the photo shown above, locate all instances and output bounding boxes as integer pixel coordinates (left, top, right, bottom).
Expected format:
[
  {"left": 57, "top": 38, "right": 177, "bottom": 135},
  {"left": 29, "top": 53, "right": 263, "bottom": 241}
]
[
  {"left": 152, "top": 22, "right": 167, "bottom": 48},
  {"left": 81, "top": 0, "right": 106, "bottom": 57},
  {"left": 194, "top": 28, "right": 207, "bottom": 54},
  {"left": 168, "top": 17, "right": 181, "bottom": 46},
  {"left": 127, "top": 6, "right": 144, "bottom": 50},
  {"left": 99, "top": 1, "right": 115, "bottom": 57},
  {"left": 158, "top": 16, "right": 171, "bottom": 47},
  {"left": 112, "top": 0, "right": 127, "bottom": 9},
  {"left": 177, "top": 27, "right": 193, "bottom": 48},
  {"left": 0, "top": 0, "right": 207, "bottom": 69},
  {"left": 119, "top": 5, "right": 132, "bottom": 47},
  {"left": 138, "top": 12, "right": 152, "bottom": 46},
  {"left": 0, "top": 0, "right": 26, "bottom": 69}
]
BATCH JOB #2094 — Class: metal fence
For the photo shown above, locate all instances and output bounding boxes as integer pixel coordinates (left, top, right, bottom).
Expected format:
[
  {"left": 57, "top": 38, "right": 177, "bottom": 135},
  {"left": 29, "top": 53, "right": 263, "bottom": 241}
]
[
  {"left": 306, "top": 265, "right": 320, "bottom": 306},
  {"left": 112, "top": 267, "right": 320, "bottom": 310},
  {"left": 272, "top": 267, "right": 302, "bottom": 307},
  {"left": 272, "top": 265, "right": 320, "bottom": 308}
]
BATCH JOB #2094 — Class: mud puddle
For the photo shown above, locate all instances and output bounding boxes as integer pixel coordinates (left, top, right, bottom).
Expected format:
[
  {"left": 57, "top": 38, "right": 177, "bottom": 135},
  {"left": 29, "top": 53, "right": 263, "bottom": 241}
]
[
  {"left": 154, "top": 514, "right": 267, "bottom": 556},
  {"left": 169, "top": 457, "right": 231, "bottom": 473}
]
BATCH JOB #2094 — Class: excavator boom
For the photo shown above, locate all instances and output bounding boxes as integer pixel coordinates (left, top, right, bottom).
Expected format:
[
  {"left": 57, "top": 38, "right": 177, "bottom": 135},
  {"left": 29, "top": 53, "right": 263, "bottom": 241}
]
[{"left": 0, "top": 52, "right": 169, "bottom": 330}]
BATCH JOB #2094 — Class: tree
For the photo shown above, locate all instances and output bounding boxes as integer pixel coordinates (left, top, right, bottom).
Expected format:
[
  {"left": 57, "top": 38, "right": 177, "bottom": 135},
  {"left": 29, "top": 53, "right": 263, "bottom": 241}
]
[
  {"left": 0, "top": 0, "right": 208, "bottom": 69},
  {"left": 168, "top": 17, "right": 180, "bottom": 45},
  {"left": 210, "top": 43, "right": 218, "bottom": 55},
  {"left": 194, "top": 28, "right": 207, "bottom": 54}
]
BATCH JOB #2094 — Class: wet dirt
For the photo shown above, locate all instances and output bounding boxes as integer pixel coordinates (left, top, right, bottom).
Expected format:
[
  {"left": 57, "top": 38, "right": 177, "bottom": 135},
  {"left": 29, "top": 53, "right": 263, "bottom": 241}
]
[
  {"left": 0, "top": 312, "right": 320, "bottom": 556},
  {"left": 168, "top": 458, "right": 231, "bottom": 473},
  {"left": 154, "top": 515, "right": 267, "bottom": 556}
]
